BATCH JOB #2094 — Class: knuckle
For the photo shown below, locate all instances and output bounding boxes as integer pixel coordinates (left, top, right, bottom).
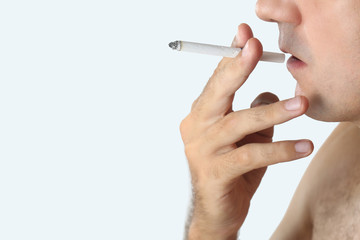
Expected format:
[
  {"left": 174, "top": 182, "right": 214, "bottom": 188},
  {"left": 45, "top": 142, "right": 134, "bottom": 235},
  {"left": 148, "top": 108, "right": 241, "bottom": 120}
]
[
  {"left": 205, "top": 115, "right": 235, "bottom": 144},
  {"left": 222, "top": 113, "right": 238, "bottom": 131},
  {"left": 179, "top": 117, "right": 189, "bottom": 136},
  {"left": 236, "top": 145, "right": 252, "bottom": 167},
  {"left": 183, "top": 141, "right": 200, "bottom": 161},
  {"left": 179, "top": 115, "right": 195, "bottom": 143},
  {"left": 184, "top": 137, "right": 211, "bottom": 160},
  {"left": 249, "top": 107, "right": 267, "bottom": 122},
  {"left": 251, "top": 105, "right": 277, "bottom": 123}
]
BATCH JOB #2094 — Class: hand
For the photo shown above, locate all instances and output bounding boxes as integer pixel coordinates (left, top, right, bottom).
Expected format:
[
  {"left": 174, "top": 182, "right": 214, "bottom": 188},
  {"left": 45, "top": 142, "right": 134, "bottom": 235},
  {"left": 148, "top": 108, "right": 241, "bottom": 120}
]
[{"left": 180, "top": 23, "right": 314, "bottom": 240}]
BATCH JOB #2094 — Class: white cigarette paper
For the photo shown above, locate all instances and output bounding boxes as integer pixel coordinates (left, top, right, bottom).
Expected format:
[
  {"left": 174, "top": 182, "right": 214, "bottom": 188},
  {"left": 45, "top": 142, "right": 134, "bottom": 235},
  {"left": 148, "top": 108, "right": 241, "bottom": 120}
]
[{"left": 169, "top": 41, "right": 285, "bottom": 63}]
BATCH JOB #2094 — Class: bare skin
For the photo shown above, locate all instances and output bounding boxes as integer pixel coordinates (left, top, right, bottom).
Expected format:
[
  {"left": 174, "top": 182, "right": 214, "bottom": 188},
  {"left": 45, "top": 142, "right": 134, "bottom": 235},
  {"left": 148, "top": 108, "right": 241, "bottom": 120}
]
[
  {"left": 180, "top": 24, "right": 360, "bottom": 240},
  {"left": 180, "top": 24, "right": 314, "bottom": 240},
  {"left": 271, "top": 122, "right": 360, "bottom": 240},
  {"left": 257, "top": 0, "right": 360, "bottom": 238},
  {"left": 180, "top": 28, "right": 360, "bottom": 239},
  {"left": 181, "top": 0, "right": 360, "bottom": 238}
]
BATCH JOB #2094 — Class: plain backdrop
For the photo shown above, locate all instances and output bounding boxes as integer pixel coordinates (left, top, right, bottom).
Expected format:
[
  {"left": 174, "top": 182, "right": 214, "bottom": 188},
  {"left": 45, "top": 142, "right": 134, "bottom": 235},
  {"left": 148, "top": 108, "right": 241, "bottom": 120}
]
[{"left": 0, "top": 0, "right": 337, "bottom": 239}]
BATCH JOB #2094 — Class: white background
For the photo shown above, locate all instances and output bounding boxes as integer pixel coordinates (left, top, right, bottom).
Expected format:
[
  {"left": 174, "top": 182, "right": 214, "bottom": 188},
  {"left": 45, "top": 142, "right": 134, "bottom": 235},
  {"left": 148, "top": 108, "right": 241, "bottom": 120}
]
[{"left": 0, "top": 0, "right": 337, "bottom": 239}]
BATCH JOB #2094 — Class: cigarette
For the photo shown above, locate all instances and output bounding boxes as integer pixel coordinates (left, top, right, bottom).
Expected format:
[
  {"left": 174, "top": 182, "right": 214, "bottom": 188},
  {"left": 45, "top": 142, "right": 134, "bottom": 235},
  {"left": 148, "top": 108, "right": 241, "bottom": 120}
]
[{"left": 169, "top": 40, "right": 285, "bottom": 63}]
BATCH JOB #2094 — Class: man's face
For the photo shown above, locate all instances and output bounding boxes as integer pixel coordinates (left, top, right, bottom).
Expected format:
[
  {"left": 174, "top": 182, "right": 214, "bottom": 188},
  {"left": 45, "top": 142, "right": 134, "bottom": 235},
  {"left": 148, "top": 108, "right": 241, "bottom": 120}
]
[{"left": 256, "top": 0, "right": 360, "bottom": 123}]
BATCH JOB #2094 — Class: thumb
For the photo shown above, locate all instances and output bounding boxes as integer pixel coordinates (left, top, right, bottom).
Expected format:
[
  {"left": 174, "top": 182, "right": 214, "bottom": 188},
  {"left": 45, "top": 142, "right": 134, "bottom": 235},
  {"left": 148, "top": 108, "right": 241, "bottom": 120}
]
[
  {"left": 250, "top": 92, "right": 280, "bottom": 138},
  {"left": 251, "top": 91, "right": 280, "bottom": 108}
]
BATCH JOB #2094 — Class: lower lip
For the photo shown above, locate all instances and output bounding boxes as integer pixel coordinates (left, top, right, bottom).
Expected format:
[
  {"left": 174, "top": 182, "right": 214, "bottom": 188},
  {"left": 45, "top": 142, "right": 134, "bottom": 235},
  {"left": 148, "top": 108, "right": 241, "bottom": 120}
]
[{"left": 287, "top": 56, "right": 306, "bottom": 70}]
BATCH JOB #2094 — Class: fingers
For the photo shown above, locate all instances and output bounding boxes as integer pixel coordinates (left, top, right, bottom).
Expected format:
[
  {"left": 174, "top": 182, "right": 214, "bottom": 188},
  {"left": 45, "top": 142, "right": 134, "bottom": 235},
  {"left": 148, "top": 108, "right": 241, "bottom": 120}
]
[
  {"left": 250, "top": 92, "right": 280, "bottom": 139},
  {"left": 218, "top": 140, "right": 314, "bottom": 180},
  {"left": 231, "top": 23, "right": 254, "bottom": 48},
  {"left": 191, "top": 24, "right": 262, "bottom": 121},
  {"left": 203, "top": 95, "right": 309, "bottom": 153},
  {"left": 250, "top": 92, "right": 280, "bottom": 108}
]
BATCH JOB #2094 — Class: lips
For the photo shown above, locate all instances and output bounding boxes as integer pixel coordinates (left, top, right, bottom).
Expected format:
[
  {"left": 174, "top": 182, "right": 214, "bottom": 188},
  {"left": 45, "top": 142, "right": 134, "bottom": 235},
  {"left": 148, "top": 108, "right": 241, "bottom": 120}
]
[
  {"left": 279, "top": 47, "right": 307, "bottom": 70},
  {"left": 291, "top": 55, "right": 300, "bottom": 61},
  {"left": 288, "top": 54, "right": 304, "bottom": 64},
  {"left": 280, "top": 47, "right": 302, "bottom": 61},
  {"left": 287, "top": 55, "right": 306, "bottom": 69}
]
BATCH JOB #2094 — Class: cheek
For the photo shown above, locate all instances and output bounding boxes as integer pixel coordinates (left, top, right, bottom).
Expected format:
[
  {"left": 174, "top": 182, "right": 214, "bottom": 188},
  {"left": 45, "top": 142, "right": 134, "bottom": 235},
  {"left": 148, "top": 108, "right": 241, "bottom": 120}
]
[
  {"left": 303, "top": 1, "right": 360, "bottom": 69},
  {"left": 300, "top": 34, "right": 360, "bottom": 121},
  {"left": 306, "top": 22, "right": 360, "bottom": 98},
  {"left": 306, "top": 56, "right": 360, "bottom": 122},
  {"left": 313, "top": 39, "right": 360, "bottom": 102},
  {"left": 299, "top": 1, "right": 360, "bottom": 121}
]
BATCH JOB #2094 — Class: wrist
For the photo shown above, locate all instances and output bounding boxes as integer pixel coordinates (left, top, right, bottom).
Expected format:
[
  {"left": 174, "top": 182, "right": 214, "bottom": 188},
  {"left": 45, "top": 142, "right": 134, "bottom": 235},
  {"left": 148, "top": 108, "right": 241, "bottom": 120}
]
[{"left": 187, "top": 221, "right": 238, "bottom": 240}]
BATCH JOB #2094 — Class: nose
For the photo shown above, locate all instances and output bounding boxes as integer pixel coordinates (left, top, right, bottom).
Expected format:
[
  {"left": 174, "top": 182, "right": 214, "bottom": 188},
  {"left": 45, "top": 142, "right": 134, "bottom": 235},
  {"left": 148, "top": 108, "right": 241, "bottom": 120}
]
[{"left": 255, "top": 0, "right": 301, "bottom": 24}]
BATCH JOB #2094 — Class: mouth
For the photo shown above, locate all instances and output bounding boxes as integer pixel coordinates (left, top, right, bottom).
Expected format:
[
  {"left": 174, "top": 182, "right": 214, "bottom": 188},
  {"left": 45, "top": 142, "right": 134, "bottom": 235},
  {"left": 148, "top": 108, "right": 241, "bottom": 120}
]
[
  {"left": 290, "top": 55, "right": 301, "bottom": 61},
  {"left": 280, "top": 48, "right": 306, "bottom": 71},
  {"left": 287, "top": 55, "right": 306, "bottom": 70}
]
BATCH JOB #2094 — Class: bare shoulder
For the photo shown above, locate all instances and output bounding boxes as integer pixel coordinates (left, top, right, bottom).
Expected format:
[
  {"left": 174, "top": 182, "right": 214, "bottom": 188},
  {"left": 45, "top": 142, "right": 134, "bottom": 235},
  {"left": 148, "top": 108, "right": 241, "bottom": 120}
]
[
  {"left": 270, "top": 122, "right": 360, "bottom": 240},
  {"left": 304, "top": 121, "right": 360, "bottom": 195},
  {"left": 308, "top": 122, "right": 360, "bottom": 239}
]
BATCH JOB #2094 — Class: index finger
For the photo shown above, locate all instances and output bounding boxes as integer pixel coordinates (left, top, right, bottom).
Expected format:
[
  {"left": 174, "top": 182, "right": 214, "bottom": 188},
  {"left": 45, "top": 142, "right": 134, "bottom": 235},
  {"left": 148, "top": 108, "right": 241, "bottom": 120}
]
[{"left": 192, "top": 29, "right": 263, "bottom": 122}]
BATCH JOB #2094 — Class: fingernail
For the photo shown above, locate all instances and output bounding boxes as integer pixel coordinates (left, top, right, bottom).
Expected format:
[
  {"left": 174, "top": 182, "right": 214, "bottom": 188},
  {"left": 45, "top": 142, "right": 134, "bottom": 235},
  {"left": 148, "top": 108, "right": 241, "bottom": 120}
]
[
  {"left": 295, "top": 141, "right": 311, "bottom": 153},
  {"left": 285, "top": 96, "right": 301, "bottom": 111},
  {"left": 242, "top": 40, "right": 250, "bottom": 57}
]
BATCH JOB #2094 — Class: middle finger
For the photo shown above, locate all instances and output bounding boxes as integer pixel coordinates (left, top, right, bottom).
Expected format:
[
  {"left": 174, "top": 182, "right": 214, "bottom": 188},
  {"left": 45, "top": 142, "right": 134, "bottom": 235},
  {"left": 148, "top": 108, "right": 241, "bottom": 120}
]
[{"left": 202, "top": 96, "right": 309, "bottom": 153}]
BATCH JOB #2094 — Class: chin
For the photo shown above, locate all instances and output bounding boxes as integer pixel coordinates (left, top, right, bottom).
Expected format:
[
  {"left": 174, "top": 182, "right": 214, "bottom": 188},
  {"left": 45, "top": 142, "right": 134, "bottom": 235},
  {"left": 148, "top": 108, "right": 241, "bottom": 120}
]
[
  {"left": 294, "top": 83, "right": 352, "bottom": 122},
  {"left": 305, "top": 108, "right": 335, "bottom": 122},
  {"left": 305, "top": 99, "right": 355, "bottom": 123},
  {"left": 297, "top": 90, "right": 340, "bottom": 122}
]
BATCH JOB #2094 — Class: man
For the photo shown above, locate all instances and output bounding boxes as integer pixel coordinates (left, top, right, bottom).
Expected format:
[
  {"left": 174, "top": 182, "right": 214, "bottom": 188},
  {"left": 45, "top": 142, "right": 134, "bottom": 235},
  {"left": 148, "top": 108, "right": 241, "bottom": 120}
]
[{"left": 179, "top": 0, "right": 360, "bottom": 239}]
